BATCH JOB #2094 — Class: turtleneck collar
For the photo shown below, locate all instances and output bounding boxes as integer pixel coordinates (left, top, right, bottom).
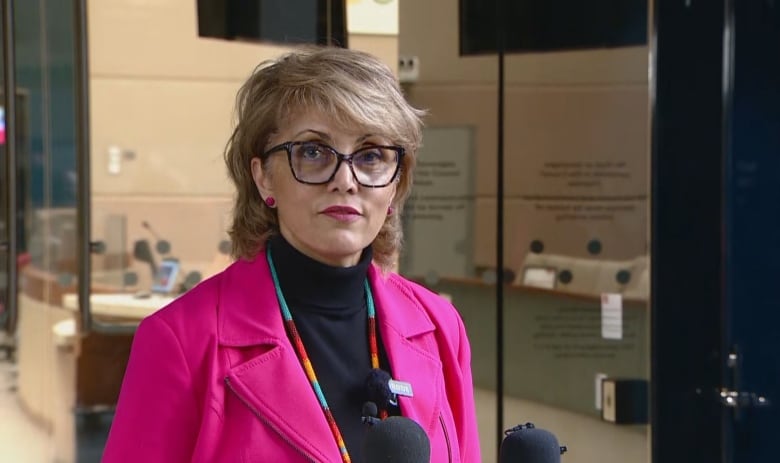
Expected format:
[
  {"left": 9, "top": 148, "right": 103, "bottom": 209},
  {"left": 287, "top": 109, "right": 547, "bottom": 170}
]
[{"left": 267, "top": 234, "right": 372, "bottom": 315}]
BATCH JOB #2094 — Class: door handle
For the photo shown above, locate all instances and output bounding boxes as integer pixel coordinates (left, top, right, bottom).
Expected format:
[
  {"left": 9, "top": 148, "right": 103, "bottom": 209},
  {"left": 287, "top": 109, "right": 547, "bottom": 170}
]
[
  {"left": 89, "top": 241, "right": 106, "bottom": 254},
  {"left": 720, "top": 348, "right": 771, "bottom": 414},
  {"left": 719, "top": 389, "right": 771, "bottom": 409}
]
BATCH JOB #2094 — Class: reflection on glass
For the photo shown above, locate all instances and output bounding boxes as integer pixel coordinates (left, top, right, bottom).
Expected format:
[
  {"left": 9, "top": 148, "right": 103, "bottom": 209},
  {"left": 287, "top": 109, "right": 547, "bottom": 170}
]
[
  {"left": 500, "top": 23, "right": 651, "bottom": 463},
  {"left": 400, "top": 1, "right": 651, "bottom": 462}
]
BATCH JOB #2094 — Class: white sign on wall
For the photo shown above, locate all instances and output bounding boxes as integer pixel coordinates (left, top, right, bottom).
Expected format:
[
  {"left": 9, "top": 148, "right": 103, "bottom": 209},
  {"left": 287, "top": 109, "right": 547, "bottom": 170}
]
[
  {"left": 347, "top": 0, "right": 398, "bottom": 35},
  {"left": 401, "top": 127, "right": 474, "bottom": 280}
]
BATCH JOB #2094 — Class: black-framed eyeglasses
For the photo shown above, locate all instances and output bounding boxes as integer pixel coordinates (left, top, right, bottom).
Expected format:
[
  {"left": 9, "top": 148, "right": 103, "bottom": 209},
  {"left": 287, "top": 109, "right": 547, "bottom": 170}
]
[{"left": 262, "top": 141, "right": 405, "bottom": 188}]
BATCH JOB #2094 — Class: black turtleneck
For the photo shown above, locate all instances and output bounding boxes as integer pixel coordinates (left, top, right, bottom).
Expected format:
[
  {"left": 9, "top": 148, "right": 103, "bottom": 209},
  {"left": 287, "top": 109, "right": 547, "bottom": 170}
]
[{"left": 267, "top": 235, "right": 397, "bottom": 463}]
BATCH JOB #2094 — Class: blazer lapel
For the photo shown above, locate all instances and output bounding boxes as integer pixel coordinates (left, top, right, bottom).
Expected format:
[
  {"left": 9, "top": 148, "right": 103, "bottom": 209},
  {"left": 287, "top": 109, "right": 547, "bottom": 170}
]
[
  {"left": 219, "top": 256, "right": 341, "bottom": 463},
  {"left": 368, "top": 266, "right": 444, "bottom": 438},
  {"left": 224, "top": 346, "right": 340, "bottom": 462}
]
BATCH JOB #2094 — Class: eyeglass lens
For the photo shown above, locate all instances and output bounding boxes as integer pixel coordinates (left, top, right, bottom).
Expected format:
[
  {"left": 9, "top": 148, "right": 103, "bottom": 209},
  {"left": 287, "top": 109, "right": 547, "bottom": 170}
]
[{"left": 289, "top": 142, "right": 399, "bottom": 186}]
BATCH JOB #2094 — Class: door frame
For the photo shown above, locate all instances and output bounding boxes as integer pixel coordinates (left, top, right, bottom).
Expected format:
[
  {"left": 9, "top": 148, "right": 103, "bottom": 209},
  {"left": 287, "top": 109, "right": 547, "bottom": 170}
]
[
  {"left": 650, "top": 0, "right": 729, "bottom": 461},
  {"left": 1, "top": 0, "right": 19, "bottom": 336}
]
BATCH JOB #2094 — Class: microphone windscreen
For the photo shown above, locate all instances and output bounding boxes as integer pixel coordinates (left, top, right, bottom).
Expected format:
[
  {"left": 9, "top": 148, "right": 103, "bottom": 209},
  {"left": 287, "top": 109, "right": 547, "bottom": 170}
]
[
  {"left": 362, "top": 401, "right": 378, "bottom": 419},
  {"left": 363, "top": 416, "right": 430, "bottom": 463},
  {"left": 155, "top": 239, "right": 171, "bottom": 255},
  {"left": 365, "top": 368, "right": 394, "bottom": 409},
  {"left": 500, "top": 424, "right": 562, "bottom": 463},
  {"left": 184, "top": 271, "right": 202, "bottom": 287},
  {"left": 132, "top": 240, "right": 156, "bottom": 270}
]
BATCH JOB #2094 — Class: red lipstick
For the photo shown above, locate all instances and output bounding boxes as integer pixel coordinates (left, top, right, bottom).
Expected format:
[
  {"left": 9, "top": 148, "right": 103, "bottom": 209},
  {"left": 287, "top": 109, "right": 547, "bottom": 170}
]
[{"left": 321, "top": 205, "right": 361, "bottom": 222}]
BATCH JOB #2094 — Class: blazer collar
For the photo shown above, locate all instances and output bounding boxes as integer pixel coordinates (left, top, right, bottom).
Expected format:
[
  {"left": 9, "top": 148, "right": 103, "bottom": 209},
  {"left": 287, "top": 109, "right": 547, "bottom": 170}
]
[
  {"left": 367, "top": 264, "right": 436, "bottom": 339},
  {"left": 217, "top": 254, "right": 284, "bottom": 346},
  {"left": 216, "top": 254, "right": 436, "bottom": 346},
  {"left": 218, "top": 253, "right": 442, "bottom": 459}
]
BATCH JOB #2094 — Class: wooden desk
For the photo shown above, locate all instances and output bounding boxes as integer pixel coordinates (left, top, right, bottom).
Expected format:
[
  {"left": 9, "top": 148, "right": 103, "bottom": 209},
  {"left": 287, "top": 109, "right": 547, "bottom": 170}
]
[
  {"left": 17, "top": 269, "right": 177, "bottom": 462},
  {"left": 53, "top": 293, "right": 176, "bottom": 415}
]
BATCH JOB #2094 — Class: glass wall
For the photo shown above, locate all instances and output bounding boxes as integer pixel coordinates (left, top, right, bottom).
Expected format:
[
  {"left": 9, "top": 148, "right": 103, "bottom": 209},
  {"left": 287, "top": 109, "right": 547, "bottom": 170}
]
[
  {"left": 399, "top": 1, "right": 651, "bottom": 462},
  {"left": 500, "top": 40, "right": 650, "bottom": 463},
  {"left": 397, "top": 0, "right": 501, "bottom": 458}
]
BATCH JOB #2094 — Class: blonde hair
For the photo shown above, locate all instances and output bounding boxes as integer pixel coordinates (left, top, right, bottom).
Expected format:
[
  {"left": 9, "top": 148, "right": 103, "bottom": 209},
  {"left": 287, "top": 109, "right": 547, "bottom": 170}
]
[{"left": 224, "top": 46, "right": 426, "bottom": 270}]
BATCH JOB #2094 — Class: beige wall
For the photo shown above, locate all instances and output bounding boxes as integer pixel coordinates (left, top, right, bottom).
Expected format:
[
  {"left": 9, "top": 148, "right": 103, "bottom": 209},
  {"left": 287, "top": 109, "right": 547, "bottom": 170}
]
[
  {"left": 88, "top": 0, "right": 398, "bottom": 268},
  {"left": 88, "top": 0, "right": 294, "bottom": 196},
  {"left": 400, "top": 0, "right": 649, "bottom": 271}
]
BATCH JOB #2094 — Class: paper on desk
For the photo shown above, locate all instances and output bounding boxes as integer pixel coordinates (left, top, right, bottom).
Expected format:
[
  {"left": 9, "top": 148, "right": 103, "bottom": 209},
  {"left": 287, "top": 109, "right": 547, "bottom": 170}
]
[{"left": 601, "top": 293, "right": 623, "bottom": 340}]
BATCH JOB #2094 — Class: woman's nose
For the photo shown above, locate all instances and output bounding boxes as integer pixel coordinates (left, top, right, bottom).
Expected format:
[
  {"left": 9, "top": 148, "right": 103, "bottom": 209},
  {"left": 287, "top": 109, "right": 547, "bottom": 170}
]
[{"left": 328, "top": 158, "right": 358, "bottom": 191}]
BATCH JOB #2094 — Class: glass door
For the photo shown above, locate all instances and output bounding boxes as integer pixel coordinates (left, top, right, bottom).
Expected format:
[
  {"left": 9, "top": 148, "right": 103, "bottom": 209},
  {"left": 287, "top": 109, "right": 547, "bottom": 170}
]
[
  {"left": 0, "top": 0, "right": 19, "bottom": 349},
  {"left": 721, "top": 2, "right": 779, "bottom": 461},
  {"left": 1, "top": 0, "right": 82, "bottom": 461},
  {"left": 399, "top": 1, "right": 652, "bottom": 461},
  {"left": 651, "top": 1, "right": 778, "bottom": 461},
  {"left": 500, "top": 2, "right": 651, "bottom": 462}
]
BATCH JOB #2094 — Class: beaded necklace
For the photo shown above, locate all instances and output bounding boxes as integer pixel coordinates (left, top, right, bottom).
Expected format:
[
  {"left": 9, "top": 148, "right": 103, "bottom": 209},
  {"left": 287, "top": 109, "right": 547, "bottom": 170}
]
[{"left": 267, "top": 247, "right": 382, "bottom": 463}]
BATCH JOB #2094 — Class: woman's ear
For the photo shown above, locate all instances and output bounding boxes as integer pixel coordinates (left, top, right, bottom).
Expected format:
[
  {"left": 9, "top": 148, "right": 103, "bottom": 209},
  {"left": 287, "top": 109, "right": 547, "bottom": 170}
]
[{"left": 251, "top": 157, "right": 274, "bottom": 200}]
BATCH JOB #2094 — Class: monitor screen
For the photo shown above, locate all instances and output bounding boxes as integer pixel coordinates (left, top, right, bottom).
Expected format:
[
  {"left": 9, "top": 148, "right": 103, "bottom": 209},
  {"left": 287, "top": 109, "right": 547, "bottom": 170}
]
[
  {"left": 197, "top": 0, "right": 347, "bottom": 47},
  {"left": 151, "top": 259, "right": 181, "bottom": 294},
  {"left": 460, "top": 0, "right": 648, "bottom": 55}
]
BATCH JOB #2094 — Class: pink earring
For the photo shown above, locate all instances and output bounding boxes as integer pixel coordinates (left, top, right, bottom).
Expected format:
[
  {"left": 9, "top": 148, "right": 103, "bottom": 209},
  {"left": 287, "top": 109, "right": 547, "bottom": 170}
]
[
  {"left": 265, "top": 196, "right": 276, "bottom": 208},
  {"left": 387, "top": 206, "right": 394, "bottom": 215}
]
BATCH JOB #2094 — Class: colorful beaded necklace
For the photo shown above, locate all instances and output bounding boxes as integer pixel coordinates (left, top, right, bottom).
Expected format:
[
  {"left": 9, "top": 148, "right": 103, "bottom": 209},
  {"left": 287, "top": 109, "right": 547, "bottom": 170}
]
[{"left": 267, "top": 247, "right": 382, "bottom": 463}]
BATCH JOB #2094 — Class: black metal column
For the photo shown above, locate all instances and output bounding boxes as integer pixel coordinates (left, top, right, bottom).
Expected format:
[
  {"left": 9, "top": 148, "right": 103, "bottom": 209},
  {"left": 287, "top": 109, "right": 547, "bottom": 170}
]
[{"left": 650, "top": 1, "right": 728, "bottom": 461}]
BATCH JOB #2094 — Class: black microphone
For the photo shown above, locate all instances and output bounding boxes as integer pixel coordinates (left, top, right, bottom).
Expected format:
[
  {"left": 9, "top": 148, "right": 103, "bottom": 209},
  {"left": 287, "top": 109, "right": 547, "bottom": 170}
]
[
  {"left": 181, "top": 270, "right": 203, "bottom": 292},
  {"left": 142, "top": 220, "right": 171, "bottom": 255},
  {"left": 363, "top": 415, "right": 431, "bottom": 463},
  {"left": 500, "top": 423, "right": 567, "bottom": 463},
  {"left": 141, "top": 220, "right": 161, "bottom": 240},
  {"left": 362, "top": 401, "right": 381, "bottom": 426},
  {"left": 132, "top": 239, "right": 157, "bottom": 276},
  {"left": 365, "top": 368, "right": 396, "bottom": 410}
]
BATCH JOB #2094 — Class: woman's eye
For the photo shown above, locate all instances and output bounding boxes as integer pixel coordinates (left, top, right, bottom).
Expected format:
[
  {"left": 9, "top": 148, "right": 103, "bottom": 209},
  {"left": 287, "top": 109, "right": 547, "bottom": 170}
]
[
  {"left": 356, "top": 149, "right": 383, "bottom": 163},
  {"left": 299, "top": 143, "right": 324, "bottom": 159}
]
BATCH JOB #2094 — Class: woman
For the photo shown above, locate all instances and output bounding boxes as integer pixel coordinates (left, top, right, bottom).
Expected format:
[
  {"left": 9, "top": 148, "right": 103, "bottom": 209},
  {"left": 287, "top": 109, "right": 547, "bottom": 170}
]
[{"left": 102, "top": 47, "right": 480, "bottom": 463}]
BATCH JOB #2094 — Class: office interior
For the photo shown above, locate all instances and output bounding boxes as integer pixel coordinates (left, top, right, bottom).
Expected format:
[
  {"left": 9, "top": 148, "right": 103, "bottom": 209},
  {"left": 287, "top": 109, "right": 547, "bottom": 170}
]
[{"left": 1, "top": 1, "right": 777, "bottom": 462}]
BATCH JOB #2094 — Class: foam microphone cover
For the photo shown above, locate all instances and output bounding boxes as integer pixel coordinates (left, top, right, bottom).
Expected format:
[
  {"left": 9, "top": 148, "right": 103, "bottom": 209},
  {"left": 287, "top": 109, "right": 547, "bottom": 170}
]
[
  {"left": 362, "top": 401, "right": 379, "bottom": 419},
  {"left": 365, "top": 368, "right": 394, "bottom": 409},
  {"left": 183, "top": 271, "right": 203, "bottom": 288},
  {"left": 132, "top": 239, "right": 157, "bottom": 273},
  {"left": 500, "top": 424, "right": 563, "bottom": 463},
  {"left": 363, "top": 416, "right": 431, "bottom": 463}
]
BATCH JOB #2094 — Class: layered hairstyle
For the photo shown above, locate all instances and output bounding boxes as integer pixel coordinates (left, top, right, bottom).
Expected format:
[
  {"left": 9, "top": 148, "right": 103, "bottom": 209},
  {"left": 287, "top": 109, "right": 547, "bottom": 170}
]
[{"left": 224, "top": 46, "right": 426, "bottom": 270}]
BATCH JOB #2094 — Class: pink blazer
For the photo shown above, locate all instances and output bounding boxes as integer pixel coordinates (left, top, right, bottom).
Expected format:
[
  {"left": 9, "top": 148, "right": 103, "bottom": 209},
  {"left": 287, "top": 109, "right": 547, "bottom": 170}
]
[{"left": 101, "top": 255, "right": 481, "bottom": 462}]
